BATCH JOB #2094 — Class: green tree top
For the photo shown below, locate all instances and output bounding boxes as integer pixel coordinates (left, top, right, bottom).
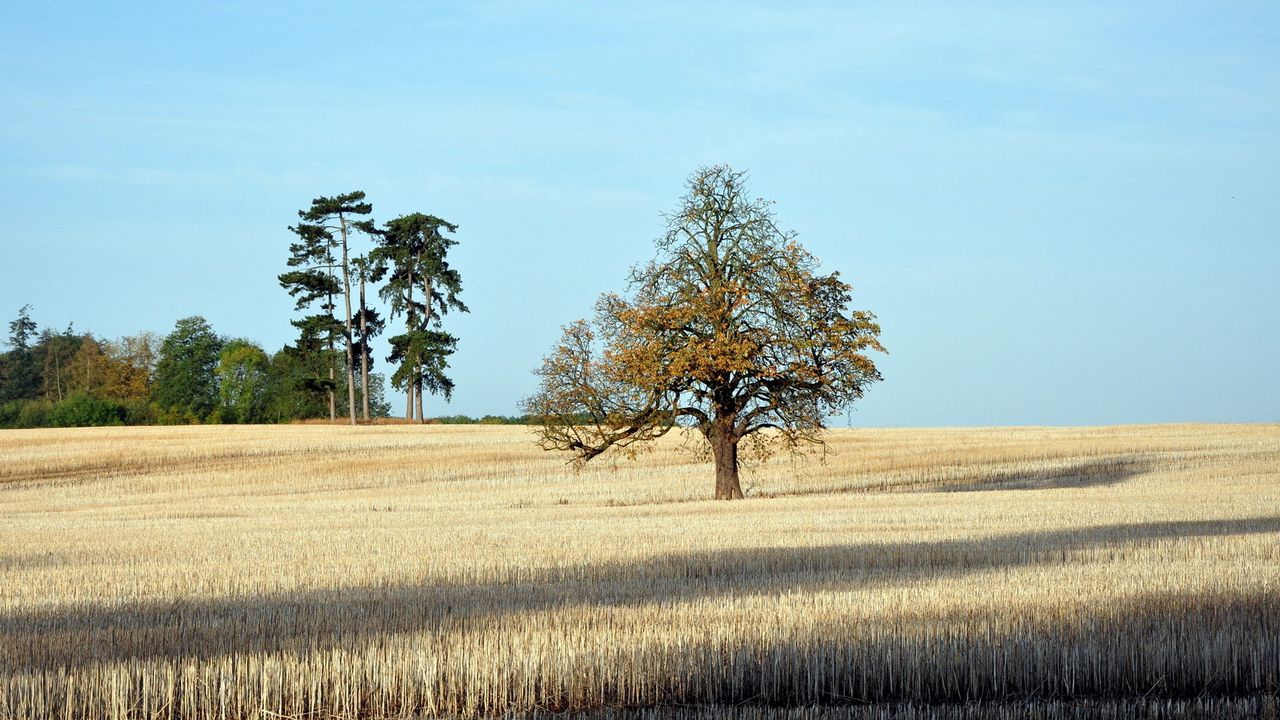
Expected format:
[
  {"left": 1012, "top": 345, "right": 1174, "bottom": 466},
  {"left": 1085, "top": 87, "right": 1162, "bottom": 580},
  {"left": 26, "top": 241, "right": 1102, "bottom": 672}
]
[
  {"left": 153, "top": 316, "right": 224, "bottom": 421},
  {"left": 373, "top": 213, "right": 467, "bottom": 323},
  {"left": 7, "top": 305, "right": 37, "bottom": 350}
]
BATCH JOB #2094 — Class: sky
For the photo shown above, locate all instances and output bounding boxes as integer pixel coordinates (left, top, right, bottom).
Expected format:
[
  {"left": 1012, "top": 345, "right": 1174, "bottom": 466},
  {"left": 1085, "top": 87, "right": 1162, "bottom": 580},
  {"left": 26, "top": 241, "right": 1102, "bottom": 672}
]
[{"left": 2, "top": 1, "right": 1277, "bottom": 426}]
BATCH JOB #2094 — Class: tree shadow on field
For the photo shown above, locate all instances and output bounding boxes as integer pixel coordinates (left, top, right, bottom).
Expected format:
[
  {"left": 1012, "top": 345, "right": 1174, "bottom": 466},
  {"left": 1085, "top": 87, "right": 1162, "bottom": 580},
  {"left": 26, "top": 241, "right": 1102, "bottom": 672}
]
[
  {"left": 937, "top": 456, "right": 1156, "bottom": 492},
  {"left": 767, "top": 455, "right": 1158, "bottom": 498},
  {"left": 3, "top": 516, "right": 1278, "bottom": 673}
]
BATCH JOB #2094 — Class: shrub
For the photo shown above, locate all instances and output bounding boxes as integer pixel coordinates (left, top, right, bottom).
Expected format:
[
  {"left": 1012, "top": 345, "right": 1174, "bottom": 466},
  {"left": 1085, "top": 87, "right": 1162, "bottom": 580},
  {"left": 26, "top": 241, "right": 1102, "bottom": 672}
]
[
  {"left": 153, "top": 404, "right": 202, "bottom": 425},
  {"left": 0, "top": 401, "right": 24, "bottom": 428},
  {"left": 121, "top": 400, "right": 157, "bottom": 426},
  {"left": 48, "top": 394, "right": 124, "bottom": 427},
  {"left": 15, "top": 400, "right": 53, "bottom": 428}
]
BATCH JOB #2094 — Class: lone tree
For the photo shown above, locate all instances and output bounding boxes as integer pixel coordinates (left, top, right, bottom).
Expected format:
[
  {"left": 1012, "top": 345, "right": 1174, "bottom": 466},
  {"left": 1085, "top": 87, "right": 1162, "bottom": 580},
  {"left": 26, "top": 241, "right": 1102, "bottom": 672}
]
[{"left": 523, "top": 165, "right": 884, "bottom": 500}]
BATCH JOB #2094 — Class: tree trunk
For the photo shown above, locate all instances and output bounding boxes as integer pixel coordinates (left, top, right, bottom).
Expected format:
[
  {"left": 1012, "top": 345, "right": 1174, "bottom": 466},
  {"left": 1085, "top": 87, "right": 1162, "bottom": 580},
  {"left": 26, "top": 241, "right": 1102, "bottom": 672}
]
[
  {"left": 327, "top": 362, "right": 335, "bottom": 421},
  {"left": 710, "top": 426, "right": 744, "bottom": 500},
  {"left": 417, "top": 271, "right": 431, "bottom": 424},
  {"left": 358, "top": 273, "right": 370, "bottom": 423},
  {"left": 414, "top": 362, "right": 424, "bottom": 423},
  {"left": 413, "top": 329, "right": 423, "bottom": 423},
  {"left": 405, "top": 265, "right": 415, "bottom": 421},
  {"left": 339, "top": 216, "right": 357, "bottom": 426},
  {"left": 54, "top": 351, "right": 63, "bottom": 402},
  {"left": 326, "top": 269, "right": 336, "bottom": 422}
]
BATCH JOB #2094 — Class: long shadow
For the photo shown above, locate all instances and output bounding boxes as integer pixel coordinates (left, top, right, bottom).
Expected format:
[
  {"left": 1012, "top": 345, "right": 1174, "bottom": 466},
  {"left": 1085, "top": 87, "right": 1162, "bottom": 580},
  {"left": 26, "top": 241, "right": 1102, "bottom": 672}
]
[
  {"left": 938, "top": 456, "right": 1156, "bottom": 492},
  {"left": 763, "top": 456, "right": 1156, "bottom": 498},
  {"left": 4, "top": 515, "right": 1277, "bottom": 674}
]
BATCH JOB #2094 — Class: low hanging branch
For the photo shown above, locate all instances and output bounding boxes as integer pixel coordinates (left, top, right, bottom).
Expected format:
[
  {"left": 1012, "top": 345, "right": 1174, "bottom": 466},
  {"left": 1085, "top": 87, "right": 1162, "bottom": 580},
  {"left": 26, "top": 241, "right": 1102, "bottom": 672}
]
[{"left": 523, "top": 165, "right": 885, "bottom": 500}]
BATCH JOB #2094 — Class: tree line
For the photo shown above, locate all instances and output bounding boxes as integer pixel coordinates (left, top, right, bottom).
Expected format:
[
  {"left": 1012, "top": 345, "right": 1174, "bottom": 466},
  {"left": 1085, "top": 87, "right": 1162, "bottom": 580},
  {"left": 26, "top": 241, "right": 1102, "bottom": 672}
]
[
  {"left": 0, "top": 189, "right": 474, "bottom": 429},
  {"left": 0, "top": 308, "right": 394, "bottom": 428}
]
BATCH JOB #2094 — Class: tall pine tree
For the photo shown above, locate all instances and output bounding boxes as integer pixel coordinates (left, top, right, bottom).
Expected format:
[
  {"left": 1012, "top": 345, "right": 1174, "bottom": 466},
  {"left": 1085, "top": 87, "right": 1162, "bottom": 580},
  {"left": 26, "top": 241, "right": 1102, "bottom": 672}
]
[
  {"left": 281, "top": 191, "right": 376, "bottom": 424},
  {"left": 373, "top": 213, "right": 467, "bottom": 422},
  {"left": 2, "top": 305, "right": 41, "bottom": 402}
]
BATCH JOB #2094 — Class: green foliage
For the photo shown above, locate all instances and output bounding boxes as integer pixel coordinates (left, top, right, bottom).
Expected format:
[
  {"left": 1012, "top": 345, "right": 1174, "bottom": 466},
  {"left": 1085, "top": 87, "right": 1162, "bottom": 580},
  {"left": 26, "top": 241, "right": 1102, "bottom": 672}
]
[
  {"left": 0, "top": 400, "right": 22, "bottom": 427},
  {"left": 374, "top": 213, "right": 468, "bottom": 417},
  {"left": 0, "top": 306, "right": 42, "bottom": 405},
  {"left": 386, "top": 329, "right": 457, "bottom": 400},
  {"left": 351, "top": 257, "right": 386, "bottom": 368},
  {"left": 0, "top": 349, "right": 42, "bottom": 402},
  {"left": 121, "top": 400, "right": 157, "bottom": 426},
  {"left": 373, "top": 214, "right": 467, "bottom": 321},
  {"left": 152, "top": 404, "right": 204, "bottom": 426},
  {"left": 14, "top": 400, "right": 52, "bottom": 429},
  {"left": 285, "top": 314, "right": 343, "bottom": 413},
  {"left": 7, "top": 305, "right": 37, "bottom": 350},
  {"left": 0, "top": 310, "right": 406, "bottom": 429},
  {"left": 153, "top": 316, "right": 224, "bottom": 422},
  {"left": 35, "top": 327, "right": 81, "bottom": 403},
  {"left": 278, "top": 269, "right": 341, "bottom": 313},
  {"left": 297, "top": 191, "right": 375, "bottom": 228},
  {"left": 328, "top": 370, "right": 392, "bottom": 420},
  {"left": 264, "top": 347, "right": 330, "bottom": 422},
  {"left": 364, "top": 372, "right": 392, "bottom": 419},
  {"left": 217, "top": 340, "right": 271, "bottom": 424},
  {"left": 282, "top": 191, "right": 379, "bottom": 424},
  {"left": 47, "top": 393, "right": 124, "bottom": 427},
  {"left": 282, "top": 192, "right": 375, "bottom": 311},
  {"left": 430, "top": 414, "right": 534, "bottom": 425}
]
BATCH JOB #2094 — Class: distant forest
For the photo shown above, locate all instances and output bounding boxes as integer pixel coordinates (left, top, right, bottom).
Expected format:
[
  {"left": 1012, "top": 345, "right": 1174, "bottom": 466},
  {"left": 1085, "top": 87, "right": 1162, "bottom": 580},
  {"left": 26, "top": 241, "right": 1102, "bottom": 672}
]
[
  {"left": 0, "top": 305, "right": 526, "bottom": 429},
  {"left": 0, "top": 191, "right": 535, "bottom": 430}
]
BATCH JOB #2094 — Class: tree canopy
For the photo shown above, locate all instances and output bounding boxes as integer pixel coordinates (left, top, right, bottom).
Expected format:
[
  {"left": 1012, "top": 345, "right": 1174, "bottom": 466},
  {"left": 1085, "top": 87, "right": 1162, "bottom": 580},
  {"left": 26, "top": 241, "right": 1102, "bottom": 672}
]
[
  {"left": 152, "top": 316, "right": 224, "bottom": 422},
  {"left": 216, "top": 339, "right": 271, "bottom": 424},
  {"left": 523, "top": 165, "right": 884, "bottom": 499},
  {"left": 7, "top": 305, "right": 37, "bottom": 350}
]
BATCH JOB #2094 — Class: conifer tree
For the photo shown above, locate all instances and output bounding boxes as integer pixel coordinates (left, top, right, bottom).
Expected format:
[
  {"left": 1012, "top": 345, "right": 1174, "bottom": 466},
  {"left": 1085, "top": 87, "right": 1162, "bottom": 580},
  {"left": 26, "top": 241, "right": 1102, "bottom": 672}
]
[
  {"left": 372, "top": 213, "right": 467, "bottom": 422},
  {"left": 1, "top": 305, "right": 41, "bottom": 402},
  {"left": 281, "top": 191, "right": 376, "bottom": 424}
]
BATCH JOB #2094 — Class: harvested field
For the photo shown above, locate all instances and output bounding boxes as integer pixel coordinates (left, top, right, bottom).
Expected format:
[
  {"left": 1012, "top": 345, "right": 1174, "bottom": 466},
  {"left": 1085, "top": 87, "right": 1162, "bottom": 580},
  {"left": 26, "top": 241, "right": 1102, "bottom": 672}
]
[{"left": 1, "top": 423, "right": 1278, "bottom": 719}]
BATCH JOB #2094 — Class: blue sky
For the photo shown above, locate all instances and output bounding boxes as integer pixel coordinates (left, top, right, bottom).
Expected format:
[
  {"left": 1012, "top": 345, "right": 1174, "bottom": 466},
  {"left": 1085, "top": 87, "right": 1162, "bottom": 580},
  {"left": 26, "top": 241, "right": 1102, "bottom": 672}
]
[{"left": 2, "top": 2, "right": 1277, "bottom": 425}]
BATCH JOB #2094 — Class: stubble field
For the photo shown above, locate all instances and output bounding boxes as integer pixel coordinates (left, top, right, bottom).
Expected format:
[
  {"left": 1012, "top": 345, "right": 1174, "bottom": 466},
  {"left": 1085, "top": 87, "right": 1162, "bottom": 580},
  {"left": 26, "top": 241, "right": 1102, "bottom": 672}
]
[{"left": 1, "top": 423, "right": 1278, "bottom": 719}]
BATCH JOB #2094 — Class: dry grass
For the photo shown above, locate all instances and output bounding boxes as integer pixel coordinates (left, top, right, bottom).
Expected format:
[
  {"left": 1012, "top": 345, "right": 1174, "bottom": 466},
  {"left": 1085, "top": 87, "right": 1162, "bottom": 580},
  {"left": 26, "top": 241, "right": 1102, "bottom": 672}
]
[{"left": 1, "top": 423, "right": 1278, "bottom": 719}]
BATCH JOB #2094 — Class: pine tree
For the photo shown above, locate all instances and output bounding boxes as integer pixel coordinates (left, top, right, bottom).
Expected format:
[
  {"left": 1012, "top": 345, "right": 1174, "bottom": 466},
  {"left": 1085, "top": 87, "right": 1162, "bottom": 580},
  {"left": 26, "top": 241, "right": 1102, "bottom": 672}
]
[
  {"left": 281, "top": 191, "right": 376, "bottom": 424},
  {"left": 372, "top": 213, "right": 467, "bottom": 422},
  {"left": 1, "top": 305, "right": 41, "bottom": 402}
]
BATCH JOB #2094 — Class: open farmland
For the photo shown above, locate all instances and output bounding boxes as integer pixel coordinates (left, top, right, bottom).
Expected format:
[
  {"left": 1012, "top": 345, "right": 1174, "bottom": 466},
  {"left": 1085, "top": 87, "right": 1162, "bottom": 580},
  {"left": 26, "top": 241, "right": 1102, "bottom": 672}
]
[{"left": 1, "top": 424, "right": 1278, "bottom": 719}]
